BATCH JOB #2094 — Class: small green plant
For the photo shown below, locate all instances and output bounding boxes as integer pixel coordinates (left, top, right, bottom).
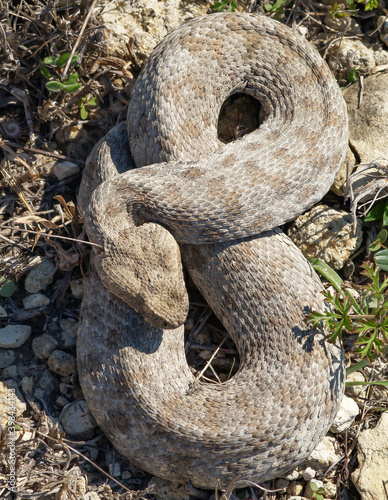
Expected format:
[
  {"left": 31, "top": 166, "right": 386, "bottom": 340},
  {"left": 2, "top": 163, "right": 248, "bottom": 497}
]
[
  {"left": 77, "top": 94, "right": 99, "bottom": 120},
  {"left": 210, "top": 0, "right": 237, "bottom": 12},
  {"left": 263, "top": 0, "right": 285, "bottom": 18},
  {"left": 308, "top": 261, "right": 388, "bottom": 362},
  {"left": 309, "top": 481, "right": 325, "bottom": 500},
  {"left": 40, "top": 53, "right": 82, "bottom": 93},
  {"left": 0, "top": 275, "right": 16, "bottom": 297},
  {"left": 364, "top": 198, "right": 388, "bottom": 271}
]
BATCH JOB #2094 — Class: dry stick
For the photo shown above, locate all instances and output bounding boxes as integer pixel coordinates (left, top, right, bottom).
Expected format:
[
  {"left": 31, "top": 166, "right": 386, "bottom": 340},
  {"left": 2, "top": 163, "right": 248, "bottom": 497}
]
[
  {"left": 62, "top": 0, "right": 100, "bottom": 78},
  {"left": 1, "top": 139, "right": 84, "bottom": 163},
  {"left": 192, "top": 337, "right": 226, "bottom": 385},
  {"left": 0, "top": 224, "right": 102, "bottom": 250}
]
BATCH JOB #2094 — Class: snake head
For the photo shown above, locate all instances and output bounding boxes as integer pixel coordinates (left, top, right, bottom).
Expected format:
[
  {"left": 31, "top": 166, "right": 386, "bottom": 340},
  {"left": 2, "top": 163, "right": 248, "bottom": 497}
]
[{"left": 84, "top": 180, "right": 189, "bottom": 330}]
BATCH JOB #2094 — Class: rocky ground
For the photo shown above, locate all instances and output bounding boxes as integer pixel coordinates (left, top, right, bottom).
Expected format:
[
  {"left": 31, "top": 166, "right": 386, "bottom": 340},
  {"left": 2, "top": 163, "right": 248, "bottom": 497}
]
[{"left": 0, "top": 0, "right": 388, "bottom": 499}]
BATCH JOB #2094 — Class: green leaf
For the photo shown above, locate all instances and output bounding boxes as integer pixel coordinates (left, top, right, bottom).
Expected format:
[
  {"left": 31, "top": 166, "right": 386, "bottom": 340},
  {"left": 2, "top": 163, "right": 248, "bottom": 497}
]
[
  {"left": 346, "top": 380, "right": 388, "bottom": 387},
  {"left": 86, "top": 96, "right": 98, "bottom": 106},
  {"left": 364, "top": 199, "right": 386, "bottom": 222},
  {"left": 65, "top": 73, "right": 79, "bottom": 85},
  {"left": 383, "top": 199, "right": 388, "bottom": 227},
  {"left": 63, "top": 83, "right": 82, "bottom": 93},
  {"left": 263, "top": 3, "right": 273, "bottom": 10},
  {"left": 45, "top": 80, "right": 65, "bottom": 92},
  {"left": 369, "top": 239, "right": 383, "bottom": 252},
  {"left": 43, "top": 56, "right": 57, "bottom": 65},
  {"left": 40, "top": 65, "right": 52, "bottom": 79},
  {"left": 308, "top": 258, "right": 343, "bottom": 293},
  {"left": 58, "top": 52, "right": 71, "bottom": 67},
  {"left": 364, "top": 0, "right": 378, "bottom": 10},
  {"left": 375, "top": 249, "right": 388, "bottom": 271},
  {"left": 79, "top": 105, "right": 88, "bottom": 120},
  {"left": 0, "top": 276, "right": 16, "bottom": 297}
]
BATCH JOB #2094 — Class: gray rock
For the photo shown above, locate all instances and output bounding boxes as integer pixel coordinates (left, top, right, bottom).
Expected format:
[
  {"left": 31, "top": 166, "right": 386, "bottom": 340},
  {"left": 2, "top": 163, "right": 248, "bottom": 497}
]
[
  {"left": 20, "top": 376, "right": 34, "bottom": 396},
  {"left": 0, "top": 349, "right": 15, "bottom": 368},
  {"left": 25, "top": 259, "right": 56, "bottom": 293},
  {"left": 147, "top": 476, "right": 192, "bottom": 500},
  {"left": 351, "top": 412, "right": 388, "bottom": 500},
  {"left": 22, "top": 293, "right": 50, "bottom": 310},
  {"left": 2, "top": 365, "right": 18, "bottom": 378},
  {"left": 52, "top": 161, "right": 80, "bottom": 180},
  {"left": 60, "top": 399, "right": 97, "bottom": 440},
  {"left": 70, "top": 278, "right": 84, "bottom": 298},
  {"left": 0, "top": 325, "right": 31, "bottom": 348},
  {"left": 60, "top": 319, "right": 78, "bottom": 348},
  {"left": 47, "top": 350, "right": 76, "bottom": 377},
  {"left": 327, "top": 39, "right": 376, "bottom": 73},
  {"left": 288, "top": 205, "right": 363, "bottom": 270},
  {"left": 32, "top": 334, "right": 58, "bottom": 359},
  {"left": 378, "top": 15, "right": 388, "bottom": 48},
  {"left": 343, "top": 73, "right": 388, "bottom": 164},
  {"left": 39, "top": 369, "right": 58, "bottom": 393},
  {"left": 0, "top": 305, "right": 7, "bottom": 317},
  {"left": 330, "top": 395, "right": 360, "bottom": 433}
]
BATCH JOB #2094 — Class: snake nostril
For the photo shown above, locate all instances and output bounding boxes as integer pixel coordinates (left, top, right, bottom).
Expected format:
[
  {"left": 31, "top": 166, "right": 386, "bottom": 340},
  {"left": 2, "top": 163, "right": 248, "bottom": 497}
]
[{"left": 218, "top": 93, "right": 264, "bottom": 144}]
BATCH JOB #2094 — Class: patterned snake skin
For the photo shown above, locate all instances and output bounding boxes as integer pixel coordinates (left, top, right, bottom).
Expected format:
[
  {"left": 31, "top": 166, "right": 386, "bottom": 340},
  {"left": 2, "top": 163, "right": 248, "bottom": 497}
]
[{"left": 77, "top": 13, "right": 347, "bottom": 490}]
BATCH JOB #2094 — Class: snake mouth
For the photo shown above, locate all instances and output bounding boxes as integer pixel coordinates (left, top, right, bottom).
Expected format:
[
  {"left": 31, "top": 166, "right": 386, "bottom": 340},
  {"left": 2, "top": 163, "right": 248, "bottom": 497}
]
[{"left": 217, "top": 92, "right": 265, "bottom": 145}]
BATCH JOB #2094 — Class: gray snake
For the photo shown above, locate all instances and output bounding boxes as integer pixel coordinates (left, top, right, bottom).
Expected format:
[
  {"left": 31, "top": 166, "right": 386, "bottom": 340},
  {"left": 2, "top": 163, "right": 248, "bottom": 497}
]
[{"left": 77, "top": 12, "right": 347, "bottom": 490}]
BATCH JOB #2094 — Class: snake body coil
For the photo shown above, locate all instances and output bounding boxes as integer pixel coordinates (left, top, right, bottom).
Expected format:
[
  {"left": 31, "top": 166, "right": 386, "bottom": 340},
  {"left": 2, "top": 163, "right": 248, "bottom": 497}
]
[{"left": 78, "top": 13, "right": 347, "bottom": 490}]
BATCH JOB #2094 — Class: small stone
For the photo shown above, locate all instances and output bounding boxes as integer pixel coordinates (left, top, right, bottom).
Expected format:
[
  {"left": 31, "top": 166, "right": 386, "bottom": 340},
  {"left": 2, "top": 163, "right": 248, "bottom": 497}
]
[
  {"left": 2, "top": 365, "right": 18, "bottom": 378},
  {"left": 327, "top": 39, "right": 376, "bottom": 73},
  {"left": 378, "top": 15, "right": 388, "bottom": 48},
  {"left": 56, "top": 395, "right": 69, "bottom": 408},
  {"left": 0, "top": 305, "right": 7, "bottom": 317},
  {"left": 198, "top": 350, "right": 212, "bottom": 360},
  {"left": 346, "top": 371, "right": 366, "bottom": 398},
  {"left": 25, "top": 260, "right": 56, "bottom": 293},
  {"left": 304, "top": 436, "right": 342, "bottom": 469},
  {"left": 76, "top": 476, "right": 87, "bottom": 496},
  {"left": 23, "top": 293, "right": 50, "bottom": 310},
  {"left": 288, "top": 205, "right": 363, "bottom": 270},
  {"left": 20, "top": 376, "right": 34, "bottom": 396},
  {"left": 39, "top": 370, "right": 58, "bottom": 392},
  {"left": 60, "top": 399, "right": 97, "bottom": 440},
  {"left": 52, "top": 161, "right": 80, "bottom": 180},
  {"left": 70, "top": 278, "right": 84, "bottom": 298},
  {"left": 121, "top": 470, "right": 132, "bottom": 480},
  {"left": 323, "top": 480, "right": 337, "bottom": 498},
  {"left": 108, "top": 462, "right": 121, "bottom": 477},
  {"left": 0, "top": 325, "right": 31, "bottom": 348},
  {"left": 60, "top": 319, "right": 77, "bottom": 348},
  {"left": 148, "top": 476, "right": 191, "bottom": 500},
  {"left": 0, "top": 349, "right": 15, "bottom": 368},
  {"left": 82, "top": 493, "right": 100, "bottom": 500},
  {"left": 330, "top": 395, "right": 359, "bottom": 433},
  {"left": 302, "top": 467, "right": 316, "bottom": 481},
  {"left": 32, "top": 334, "right": 58, "bottom": 359},
  {"left": 287, "top": 481, "right": 305, "bottom": 496},
  {"left": 276, "top": 478, "right": 289, "bottom": 490},
  {"left": 351, "top": 412, "right": 388, "bottom": 500},
  {"left": 47, "top": 350, "right": 76, "bottom": 377},
  {"left": 324, "top": 15, "right": 362, "bottom": 36}
]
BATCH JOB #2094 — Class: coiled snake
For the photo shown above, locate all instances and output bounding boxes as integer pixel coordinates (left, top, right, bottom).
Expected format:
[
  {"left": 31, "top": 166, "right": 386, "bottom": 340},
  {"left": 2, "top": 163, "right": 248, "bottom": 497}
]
[{"left": 77, "top": 12, "right": 347, "bottom": 490}]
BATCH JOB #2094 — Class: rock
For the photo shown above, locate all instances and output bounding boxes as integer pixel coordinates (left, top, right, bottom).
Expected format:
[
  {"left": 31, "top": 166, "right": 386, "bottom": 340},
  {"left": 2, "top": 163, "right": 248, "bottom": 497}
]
[
  {"left": 20, "top": 376, "right": 34, "bottom": 396},
  {"left": 303, "top": 436, "right": 342, "bottom": 470},
  {"left": 100, "top": 0, "right": 208, "bottom": 63},
  {"left": 347, "top": 163, "right": 388, "bottom": 206},
  {"left": 52, "top": 160, "right": 80, "bottom": 180},
  {"left": 24, "top": 259, "right": 56, "bottom": 293},
  {"left": 324, "top": 15, "right": 362, "bottom": 36},
  {"left": 327, "top": 39, "right": 376, "bottom": 74},
  {"left": 343, "top": 73, "right": 388, "bottom": 164},
  {"left": 323, "top": 479, "right": 337, "bottom": 498},
  {"left": 0, "top": 349, "right": 15, "bottom": 368},
  {"left": 288, "top": 205, "right": 363, "bottom": 270},
  {"left": 108, "top": 462, "right": 121, "bottom": 477},
  {"left": 351, "top": 413, "right": 388, "bottom": 500},
  {"left": 346, "top": 371, "right": 366, "bottom": 398},
  {"left": 148, "top": 476, "right": 191, "bottom": 500},
  {"left": 287, "top": 481, "right": 305, "bottom": 496},
  {"left": 56, "top": 395, "right": 69, "bottom": 408},
  {"left": 276, "top": 478, "right": 289, "bottom": 490},
  {"left": 39, "top": 370, "right": 58, "bottom": 393},
  {"left": 32, "top": 334, "right": 58, "bottom": 359},
  {"left": 330, "top": 394, "right": 359, "bottom": 433},
  {"left": 302, "top": 467, "right": 316, "bottom": 481},
  {"left": 0, "top": 305, "right": 7, "bottom": 317},
  {"left": 70, "top": 278, "right": 84, "bottom": 298},
  {"left": 378, "top": 15, "right": 388, "bottom": 48},
  {"left": 60, "top": 318, "right": 78, "bottom": 348},
  {"left": 60, "top": 399, "right": 97, "bottom": 440},
  {"left": 0, "top": 325, "right": 31, "bottom": 348},
  {"left": 82, "top": 493, "right": 100, "bottom": 500},
  {"left": 47, "top": 350, "right": 76, "bottom": 376},
  {"left": 22, "top": 293, "right": 50, "bottom": 310},
  {"left": 2, "top": 365, "right": 18, "bottom": 378},
  {"left": 0, "top": 380, "right": 27, "bottom": 420}
]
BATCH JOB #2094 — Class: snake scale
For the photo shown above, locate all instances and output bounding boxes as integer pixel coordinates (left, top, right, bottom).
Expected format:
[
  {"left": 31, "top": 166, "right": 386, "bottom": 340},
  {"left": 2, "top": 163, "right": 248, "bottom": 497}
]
[{"left": 77, "top": 13, "right": 347, "bottom": 490}]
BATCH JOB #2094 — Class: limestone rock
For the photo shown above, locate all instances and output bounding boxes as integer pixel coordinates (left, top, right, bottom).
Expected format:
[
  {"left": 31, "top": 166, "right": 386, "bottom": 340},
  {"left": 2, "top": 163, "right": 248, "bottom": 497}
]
[
  {"left": 351, "top": 413, "right": 388, "bottom": 500},
  {"left": 47, "top": 350, "right": 76, "bottom": 377},
  {"left": 327, "top": 39, "right": 376, "bottom": 73},
  {"left": 346, "top": 371, "right": 366, "bottom": 398},
  {"left": 24, "top": 259, "right": 56, "bottom": 293},
  {"left": 32, "top": 334, "right": 58, "bottom": 359},
  {"left": 288, "top": 205, "right": 363, "bottom": 270},
  {"left": 99, "top": 0, "right": 208, "bottom": 64},
  {"left": 60, "top": 399, "right": 97, "bottom": 440},
  {"left": 22, "top": 293, "right": 50, "bottom": 310},
  {"left": 303, "top": 436, "right": 342, "bottom": 469},
  {"left": 343, "top": 73, "right": 388, "bottom": 164},
  {"left": 52, "top": 161, "right": 80, "bottom": 180},
  {"left": 0, "top": 325, "right": 31, "bottom": 348},
  {"left": 148, "top": 476, "right": 191, "bottom": 500},
  {"left": 0, "top": 349, "right": 15, "bottom": 368},
  {"left": 330, "top": 395, "right": 359, "bottom": 433}
]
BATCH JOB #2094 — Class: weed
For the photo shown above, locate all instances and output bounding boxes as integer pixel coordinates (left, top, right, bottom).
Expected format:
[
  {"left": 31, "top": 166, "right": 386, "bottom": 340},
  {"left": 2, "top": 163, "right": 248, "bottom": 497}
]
[
  {"left": 364, "top": 198, "right": 388, "bottom": 271},
  {"left": 309, "top": 481, "right": 325, "bottom": 500},
  {"left": 210, "top": 0, "right": 238, "bottom": 12},
  {"left": 40, "top": 53, "right": 82, "bottom": 93},
  {"left": 0, "top": 275, "right": 16, "bottom": 297},
  {"left": 263, "top": 0, "right": 286, "bottom": 18},
  {"left": 77, "top": 95, "right": 99, "bottom": 120}
]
